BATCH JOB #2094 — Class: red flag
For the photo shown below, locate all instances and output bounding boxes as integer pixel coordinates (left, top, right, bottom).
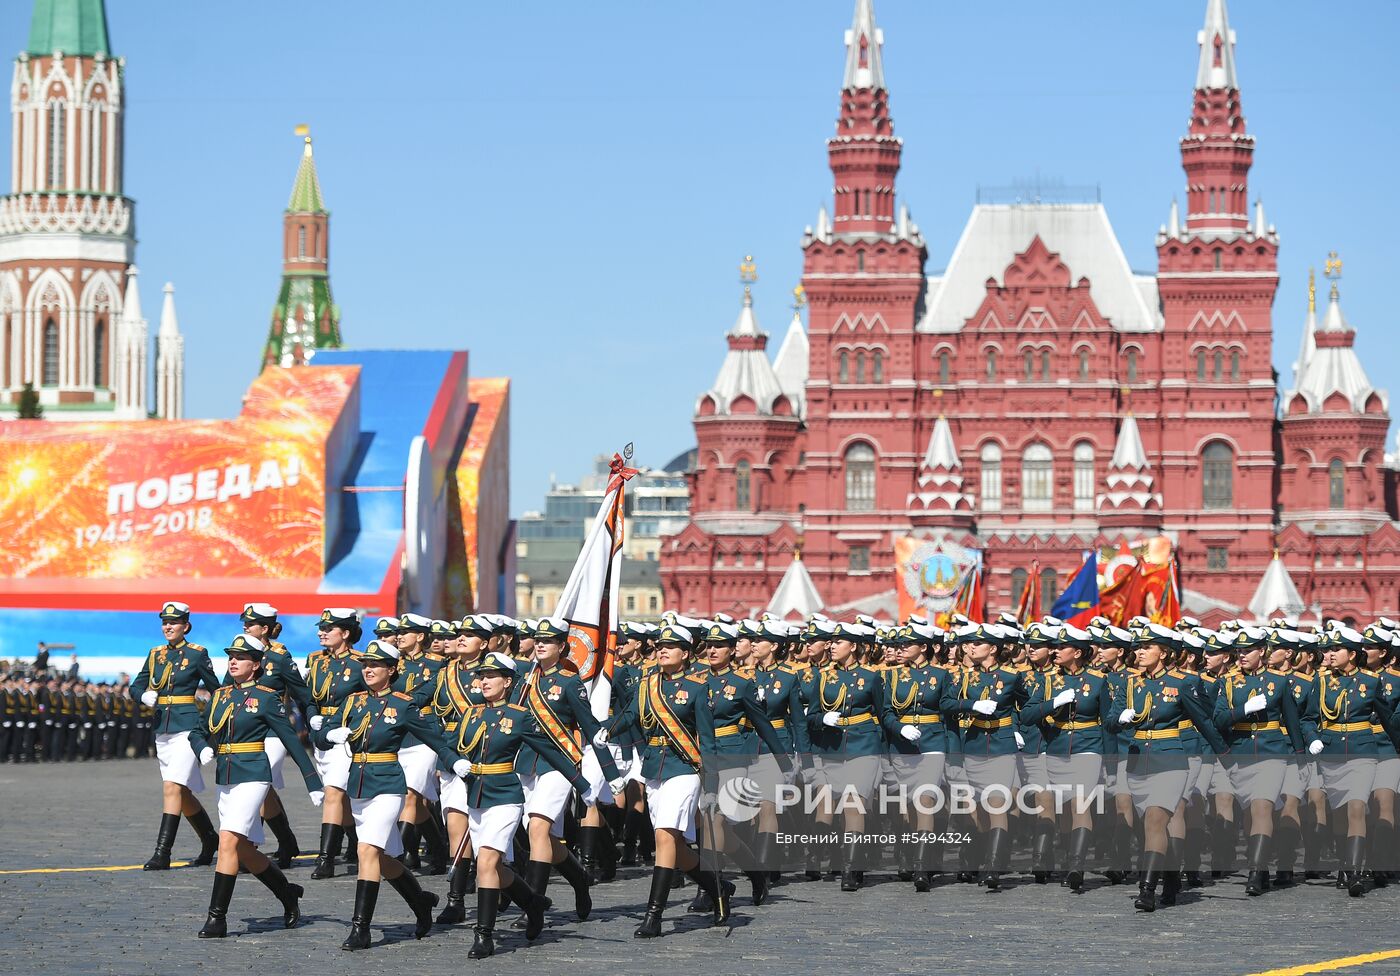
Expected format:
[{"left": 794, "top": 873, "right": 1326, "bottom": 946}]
[
  {"left": 1150, "top": 555, "right": 1182, "bottom": 627},
  {"left": 953, "top": 564, "right": 986, "bottom": 623},
  {"left": 1099, "top": 566, "right": 1134, "bottom": 626},
  {"left": 1016, "top": 559, "right": 1042, "bottom": 625}
]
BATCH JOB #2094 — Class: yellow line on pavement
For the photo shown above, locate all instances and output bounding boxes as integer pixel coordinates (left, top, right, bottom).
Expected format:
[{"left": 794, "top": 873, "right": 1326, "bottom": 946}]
[
  {"left": 0, "top": 854, "right": 316, "bottom": 875},
  {"left": 1246, "top": 949, "right": 1400, "bottom": 976}
]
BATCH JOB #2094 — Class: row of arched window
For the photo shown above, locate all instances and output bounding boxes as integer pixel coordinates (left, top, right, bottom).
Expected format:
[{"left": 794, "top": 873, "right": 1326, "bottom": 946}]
[
  {"left": 837, "top": 349, "right": 884, "bottom": 384},
  {"left": 937, "top": 348, "right": 1142, "bottom": 385},
  {"left": 18, "top": 317, "right": 107, "bottom": 388}
]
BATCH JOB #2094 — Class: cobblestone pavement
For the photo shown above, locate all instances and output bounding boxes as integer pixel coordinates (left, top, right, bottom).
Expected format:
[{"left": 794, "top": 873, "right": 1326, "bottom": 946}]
[{"left": 2, "top": 762, "right": 1399, "bottom": 976}]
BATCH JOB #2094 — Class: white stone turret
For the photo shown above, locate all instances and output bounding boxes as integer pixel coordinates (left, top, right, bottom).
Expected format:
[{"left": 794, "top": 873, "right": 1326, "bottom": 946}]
[
  {"left": 1097, "top": 414, "right": 1163, "bottom": 528},
  {"left": 1196, "top": 0, "right": 1238, "bottom": 91},
  {"left": 113, "top": 268, "right": 147, "bottom": 419},
  {"left": 907, "top": 415, "right": 975, "bottom": 523},
  {"left": 1247, "top": 551, "right": 1305, "bottom": 623},
  {"left": 843, "top": 0, "right": 885, "bottom": 91},
  {"left": 1286, "top": 277, "right": 1386, "bottom": 415},
  {"left": 766, "top": 553, "right": 824, "bottom": 621},
  {"left": 155, "top": 282, "right": 183, "bottom": 419},
  {"left": 697, "top": 285, "right": 791, "bottom": 417},
  {"left": 771, "top": 309, "right": 808, "bottom": 419}
]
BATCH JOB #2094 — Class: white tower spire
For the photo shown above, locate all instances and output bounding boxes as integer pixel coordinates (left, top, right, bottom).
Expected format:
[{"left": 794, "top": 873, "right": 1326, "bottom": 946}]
[
  {"left": 1196, "top": 0, "right": 1239, "bottom": 91},
  {"left": 113, "top": 268, "right": 148, "bottom": 419},
  {"left": 155, "top": 282, "right": 184, "bottom": 419},
  {"left": 843, "top": 0, "right": 885, "bottom": 91}
]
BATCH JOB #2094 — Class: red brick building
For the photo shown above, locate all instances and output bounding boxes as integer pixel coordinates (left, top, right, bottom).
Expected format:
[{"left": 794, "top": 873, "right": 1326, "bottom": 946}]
[{"left": 660, "top": 0, "right": 1398, "bottom": 627}]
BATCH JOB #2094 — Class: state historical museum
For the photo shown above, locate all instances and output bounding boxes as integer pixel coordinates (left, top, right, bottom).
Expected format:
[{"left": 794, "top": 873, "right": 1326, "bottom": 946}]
[{"left": 659, "top": 1, "right": 1397, "bottom": 626}]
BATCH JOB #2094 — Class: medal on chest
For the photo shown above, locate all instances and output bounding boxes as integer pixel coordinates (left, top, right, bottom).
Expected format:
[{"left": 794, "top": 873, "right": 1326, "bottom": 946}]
[
  {"left": 546, "top": 683, "right": 563, "bottom": 703},
  {"left": 722, "top": 683, "right": 737, "bottom": 701},
  {"left": 497, "top": 716, "right": 514, "bottom": 735},
  {"left": 243, "top": 696, "right": 260, "bottom": 714},
  {"left": 673, "top": 689, "right": 690, "bottom": 705},
  {"left": 382, "top": 706, "right": 398, "bottom": 724}
]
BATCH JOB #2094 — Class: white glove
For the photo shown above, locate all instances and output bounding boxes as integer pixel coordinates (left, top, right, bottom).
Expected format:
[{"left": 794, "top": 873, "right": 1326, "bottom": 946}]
[
  {"left": 325, "top": 726, "right": 351, "bottom": 745},
  {"left": 698, "top": 792, "right": 718, "bottom": 813},
  {"left": 582, "top": 779, "right": 610, "bottom": 806},
  {"left": 1014, "top": 731, "right": 1026, "bottom": 749},
  {"left": 782, "top": 762, "right": 800, "bottom": 786},
  {"left": 972, "top": 699, "right": 997, "bottom": 716},
  {"left": 308, "top": 714, "right": 324, "bottom": 731},
  {"left": 822, "top": 711, "right": 841, "bottom": 727},
  {"left": 453, "top": 759, "right": 472, "bottom": 778},
  {"left": 592, "top": 727, "right": 609, "bottom": 747},
  {"left": 140, "top": 691, "right": 158, "bottom": 707},
  {"left": 1308, "top": 739, "right": 1324, "bottom": 756},
  {"left": 756, "top": 686, "right": 766, "bottom": 702},
  {"left": 1119, "top": 708, "right": 1137, "bottom": 724},
  {"left": 308, "top": 790, "right": 324, "bottom": 807},
  {"left": 198, "top": 747, "right": 214, "bottom": 765},
  {"left": 899, "top": 724, "right": 922, "bottom": 743},
  {"left": 1052, "top": 688, "right": 1076, "bottom": 708},
  {"left": 608, "top": 776, "right": 631, "bottom": 796},
  {"left": 1243, "top": 694, "right": 1267, "bottom": 716}
]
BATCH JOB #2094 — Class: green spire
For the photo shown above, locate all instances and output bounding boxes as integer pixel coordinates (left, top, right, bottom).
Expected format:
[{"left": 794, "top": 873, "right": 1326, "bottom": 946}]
[
  {"left": 28, "top": 0, "right": 111, "bottom": 57},
  {"left": 288, "top": 137, "right": 327, "bottom": 214}
]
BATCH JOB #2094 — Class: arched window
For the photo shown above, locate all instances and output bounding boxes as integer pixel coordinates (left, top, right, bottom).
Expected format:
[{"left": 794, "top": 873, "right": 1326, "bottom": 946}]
[
  {"left": 42, "top": 318, "right": 59, "bottom": 386},
  {"left": 298, "top": 226, "right": 307, "bottom": 259},
  {"left": 1230, "top": 351, "right": 1240, "bottom": 381},
  {"left": 1196, "top": 349, "right": 1206, "bottom": 380},
  {"left": 1023, "top": 350, "right": 1034, "bottom": 381},
  {"left": 1010, "top": 568, "right": 1028, "bottom": 610},
  {"left": 1329, "top": 458, "right": 1345, "bottom": 509},
  {"left": 47, "top": 99, "right": 65, "bottom": 188},
  {"left": 1040, "top": 567, "right": 1059, "bottom": 606},
  {"left": 1126, "top": 349, "right": 1139, "bottom": 383},
  {"left": 857, "top": 251, "right": 865, "bottom": 272},
  {"left": 838, "top": 350, "right": 849, "bottom": 382},
  {"left": 1212, "top": 350, "right": 1223, "bottom": 381},
  {"left": 1078, "top": 349, "right": 1090, "bottom": 380},
  {"left": 1073, "top": 441, "right": 1095, "bottom": 511},
  {"left": 735, "top": 459, "right": 751, "bottom": 511},
  {"left": 89, "top": 105, "right": 103, "bottom": 189},
  {"left": 981, "top": 442, "right": 1002, "bottom": 512},
  {"left": 844, "top": 443, "right": 876, "bottom": 511},
  {"left": 93, "top": 319, "right": 106, "bottom": 388},
  {"left": 938, "top": 351, "right": 950, "bottom": 384},
  {"left": 1213, "top": 249, "right": 1222, "bottom": 271},
  {"left": 986, "top": 349, "right": 997, "bottom": 380},
  {"left": 1040, "top": 350, "right": 1051, "bottom": 381},
  {"left": 1022, "top": 442, "right": 1053, "bottom": 512},
  {"left": 855, "top": 350, "right": 866, "bottom": 383},
  {"left": 872, "top": 350, "right": 883, "bottom": 383},
  {"left": 1202, "top": 441, "right": 1234, "bottom": 509}
]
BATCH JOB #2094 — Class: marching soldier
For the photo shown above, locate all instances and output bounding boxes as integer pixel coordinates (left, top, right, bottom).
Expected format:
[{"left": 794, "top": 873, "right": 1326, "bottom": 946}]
[
  {"left": 313, "top": 639, "right": 467, "bottom": 950},
  {"left": 130, "top": 602, "right": 223, "bottom": 870},
  {"left": 306, "top": 608, "right": 368, "bottom": 879},
  {"left": 392, "top": 612, "right": 451, "bottom": 875},
  {"left": 610, "top": 622, "right": 652, "bottom": 867},
  {"left": 189, "top": 634, "right": 323, "bottom": 938}
]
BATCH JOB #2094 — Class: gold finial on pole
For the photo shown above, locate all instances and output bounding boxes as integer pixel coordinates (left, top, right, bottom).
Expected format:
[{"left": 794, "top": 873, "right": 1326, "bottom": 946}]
[
  {"left": 738, "top": 254, "right": 758, "bottom": 303},
  {"left": 1307, "top": 267, "right": 1316, "bottom": 315},
  {"left": 791, "top": 283, "right": 806, "bottom": 311},
  {"left": 1324, "top": 251, "right": 1342, "bottom": 300}
]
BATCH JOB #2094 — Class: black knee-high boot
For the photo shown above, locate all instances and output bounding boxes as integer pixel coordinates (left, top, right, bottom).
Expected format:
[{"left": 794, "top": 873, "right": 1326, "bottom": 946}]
[
  {"left": 312, "top": 823, "right": 342, "bottom": 880},
  {"left": 1274, "top": 820, "right": 1300, "bottom": 886},
  {"left": 1065, "top": 826, "right": 1092, "bottom": 892},
  {"left": 622, "top": 808, "right": 645, "bottom": 865},
  {"left": 399, "top": 821, "right": 421, "bottom": 871},
  {"left": 419, "top": 817, "right": 448, "bottom": 876},
  {"left": 468, "top": 888, "right": 500, "bottom": 958},
  {"left": 513, "top": 859, "right": 554, "bottom": 928},
  {"left": 264, "top": 811, "right": 299, "bottom": 870},
  {"left": 1134, "top": 850, "right": 1161, "bottom": 912},
  {"left": 1031, "top": 819, "right": 1055, "bottom": 882},
  {"left": 143, "top": 813, "right": 180, "bottom": 871},
  {"left": 578, "top": 824, "right": 602, "bottom": 883},
  {"left": 556, "top": 849, "right": 594, "bottom": 920},
  {"left": 344, "top": 824, "right": 359, "bottom": 863},
  {"left": 253, "top": 862, "right": 304, "bottom": 927},
  {"left": 187, "top": 809, "right": 219, "bottom": 866},
  {"left": 342, "top": 879, "right": 378, "bottom": 951},
  {"left": 436, "top": 861, "right": 472, "bottom": 925},
  {"left": 386, "top": 863, "right": 439, "bottom": 938},
  {"left": 982, "top": 827, "right": 1009, "bottom": 891},
  {"left": 634, "top": 866, "right": 674, "bottom": 938},
  {"left": 1345, "top": 834, "right": 1367, "bottom": 897},
  {"left": 685, "top": 861, "right": 732, "bottom": 925},
  {"left": 1245, "top": 833, "right": 1271, "bottom": 896},
  {"left": 198, "top": 872, "right": 237, "bottom": 938},
  {"left": 1161, "top": 837, "right": 1183, "bottom": 906},
  {"left": 1185, "top": 824, "right": 1206, "bottom": 887}
]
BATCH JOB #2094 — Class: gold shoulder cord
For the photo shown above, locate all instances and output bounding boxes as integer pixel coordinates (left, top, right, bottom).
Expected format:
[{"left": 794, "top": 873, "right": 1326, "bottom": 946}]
[
  {"left": 1317, "top": 672, "right": 1346, "bottom": 724},
  {"left": 207, "top": 688, "right": 234, "bottom": 736},
  {"left": 639, "top": 674, "right": 659, "bottom": 734},
  {"left": 309, "top": 655, "right": 332, "bottom": 704},
  {"left": 457, "top": 713, "right": 487, "bottom": 758},
  {"left": 1126, "top": 675, "right": 1154, "bottom": 725},
  {"left": 890, "top": 668, "right": 916, "bottom": 712},
  {"left": 148, "top": 647, "right": 173, "bottom": 693},
  {"left": 819, "top": 671, "right": 847, "bottom": 712}
]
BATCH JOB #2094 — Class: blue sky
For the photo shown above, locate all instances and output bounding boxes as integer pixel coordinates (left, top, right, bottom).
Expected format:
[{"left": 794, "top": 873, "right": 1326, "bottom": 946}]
[{"left": 4, "top": 1, "right": 1396, "bottom": 515}]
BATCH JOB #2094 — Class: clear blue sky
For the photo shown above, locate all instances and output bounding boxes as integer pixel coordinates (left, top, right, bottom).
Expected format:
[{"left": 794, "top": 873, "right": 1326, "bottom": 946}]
[{"left": 4, "top": 1, "right": 1396, "bottom": 515}]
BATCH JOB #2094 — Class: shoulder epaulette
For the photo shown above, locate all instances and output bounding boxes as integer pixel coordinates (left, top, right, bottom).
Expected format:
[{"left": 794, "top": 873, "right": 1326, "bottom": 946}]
[
  {"left": 505, "top": 703, "right": 529, "bottom": 714},
  {"left": 1167, "top": 667, "right": 1184, "bottom": 677},
  {"left": 425, "top": 652, "right": 446, "bottom": 662},
  {"left": 391, "top": 690, "right": 413, "bottom": 701},
  {"left": 1086, "top": 667, "right": 1105, "bottom": 678},
  {"left": 187, "top": 643, "right": 207, "bottom": 652},
  {"left": 255, "top": 684, "right": 278, "bottom": 694},
  {"left": 1362, "top": 668, "right": 1381, "bottom": 678},
  {"left": 684, "top": 673, "right": 707, "bottom": 684}
]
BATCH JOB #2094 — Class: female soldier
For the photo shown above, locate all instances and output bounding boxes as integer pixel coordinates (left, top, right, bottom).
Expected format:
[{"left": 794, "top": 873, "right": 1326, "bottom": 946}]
[
  {"left": 1213, "top": 627, "right": 1305, "bottom": 895},
  {"left": 305, "top": 608, "right": 367, "bottom": 879},
  {"left": 1363, "top": 624, "right": 1400, "bottom": 886},
  {"left": 610, "top": 622, "right": 651, "bottom": 868},
  {"left": 432, "top": 615, "right": 492, "bottom": 924},
  {"left": 807, "top": 621, "right": 892, "bottom": 892},
  {"left": 131, "top": 601, "right": 222, "bottom": 871},
  {"left": 747, "top": 619, "right": 809, "bottom": 885},
  {"left": 943, "top": 623, "right": 1022, "bottom": 890},
  {"left": 316, "top": 639, "right": 470, "bottom": 949},
  {"left": 882, "top": 621, "right": 954, "bottom": 891},
  {"left": 1019, "top": 624, "right": 1112, "bottom": 892},
  {"left": 392, "top": 612, "right": 450, "bottom": 875},
  {"left": 606, "top": 622, "right": 731, "bottom": 937},
  {"left": 237, "top": 603, "right": 312, "bottom": 869},
  {"left": 189, "top": 635, "right": 322, "bottom": 938},
  {"left": 1299, "top": 626, "right": 1400, "bottom": 896},
  {"left": 1016, "top": 623, "right": 1060, "bottom": 883},
  {"left": 1110, "top": 623, "right": 1228, "bottom": 912},
  {"left": 452, "top": 651, "right": 600, "bottom": 958}
]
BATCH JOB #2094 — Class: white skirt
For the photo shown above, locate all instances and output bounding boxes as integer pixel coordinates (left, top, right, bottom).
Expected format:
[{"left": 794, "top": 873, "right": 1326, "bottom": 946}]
[
  {"left": 1045, "top": 753, "right": 1102, "bottom": 794},
  {"left": 469, "top": 803, "right": 523, "bottom": 860},
  {"left": 217, "top": 781, "right": 269, "bottom": 843},
  {"left": 1226, "top": 757, "right": 1287, "bottom": 806},
  {"left": 1128, "top": 767, "right": 1188, "bottom": 816},
  {"left": 1281, "top": 759, "right": 1304, "bottom": 800},
  {"left": 440, "top": 769, "right": 469, "bottom": 814},
  {"left": 398, "top": 743, "right": 440, "bottom": 801},
  {"left": 521, "top": 769, "right": 571, "bottom": 837},
  {"left": 351, "top": 793, "right": 406, "bottom": 856},
  {"left": 265, "top": 734, "right": 287, "bottom": 790},
  {"left": 1192, "top": 757, "right": 1216, "bottom": 799},
  {"left": 820, "top": 754, "right": 882, "bottom": 801},
  {"left": 1319, "top": 757, "right": 1376, "bottom": 809},
  {"left": 646, "top": 774, "right": 701, "bottom": 842},
  {"left": 155, "top": 731, "right": 204, "bottom": 792},
  {"left": 607, "top": 743, "right": 645, "bottom": 784},
  {"left": 1210, "top": 759, "right": 1235, "bottom": 797},
  {"left": 1182, "top": 755, "right": 1203, "bottom": 798},
  {"left": 1373, "top": 756, "right": 1400, "bottom": 794},
  {"left": 1016, "top": 753, "right": 1048, "bottom": 792},
  {"left": 315, "top": 745, "right": 352, "bottom": 791},
  {"left": 963, "top": 754, "right": 1017, "bottom": 793}
]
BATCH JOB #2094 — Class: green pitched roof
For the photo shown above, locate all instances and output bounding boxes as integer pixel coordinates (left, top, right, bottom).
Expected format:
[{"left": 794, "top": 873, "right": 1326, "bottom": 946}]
[
  {"left": 287, "top": 139, "right": 327, "bottom": 214},
  {"left": 28, "top": 0, "right": 111, "bottom": 57}
]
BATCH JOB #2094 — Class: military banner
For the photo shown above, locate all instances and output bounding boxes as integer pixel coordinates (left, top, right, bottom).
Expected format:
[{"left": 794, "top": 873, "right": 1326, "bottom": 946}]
[{"left": 895, "top": 537, "right": 982, "bottom": 626}]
